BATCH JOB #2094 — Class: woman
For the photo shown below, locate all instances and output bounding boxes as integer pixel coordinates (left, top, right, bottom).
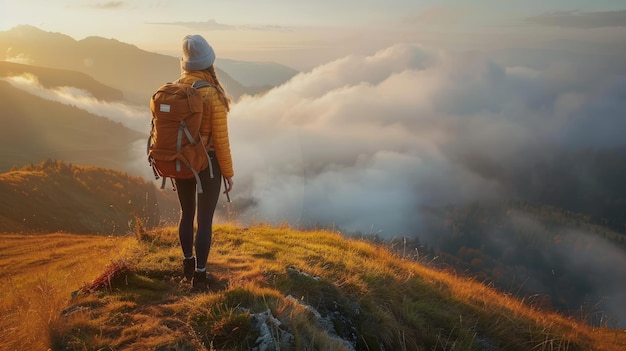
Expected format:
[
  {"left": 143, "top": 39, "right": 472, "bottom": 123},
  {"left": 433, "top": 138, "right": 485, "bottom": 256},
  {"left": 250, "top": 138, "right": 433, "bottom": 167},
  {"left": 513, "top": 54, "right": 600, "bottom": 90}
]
[{"left": 176, "top": 34, "right": 234, "bottom": 290}]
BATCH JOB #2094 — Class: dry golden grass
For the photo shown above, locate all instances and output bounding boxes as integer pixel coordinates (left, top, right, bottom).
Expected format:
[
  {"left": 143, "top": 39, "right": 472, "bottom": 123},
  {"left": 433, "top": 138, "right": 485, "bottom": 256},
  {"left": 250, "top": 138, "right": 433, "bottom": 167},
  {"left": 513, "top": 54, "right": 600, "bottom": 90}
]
[
  {"left": 0, "top": 161, "right": 180, "bottom": 235},
  {"left": 3, "top": 224, "right": 626, "bottom": 350},
  {"left": 0, "top": 233, "right": 131, "bottom": 351}
]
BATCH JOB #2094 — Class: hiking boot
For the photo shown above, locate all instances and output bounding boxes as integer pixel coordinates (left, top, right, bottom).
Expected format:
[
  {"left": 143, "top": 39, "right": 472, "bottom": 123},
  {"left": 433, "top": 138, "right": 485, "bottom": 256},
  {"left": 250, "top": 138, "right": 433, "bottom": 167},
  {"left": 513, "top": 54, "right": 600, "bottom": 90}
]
[
  {"left": 192, "top": 271, "right": 209, "bottom": 291},
  {"left": 183, "top": 257, "right": 196, "bottom": 281}
]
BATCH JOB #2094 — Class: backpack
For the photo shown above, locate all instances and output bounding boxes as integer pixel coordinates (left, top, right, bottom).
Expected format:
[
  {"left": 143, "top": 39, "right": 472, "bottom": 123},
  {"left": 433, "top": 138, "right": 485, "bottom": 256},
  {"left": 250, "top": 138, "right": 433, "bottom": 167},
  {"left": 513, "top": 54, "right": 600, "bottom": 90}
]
[{"left": 147, "top": 80, "right": 215, "bottom": 193}]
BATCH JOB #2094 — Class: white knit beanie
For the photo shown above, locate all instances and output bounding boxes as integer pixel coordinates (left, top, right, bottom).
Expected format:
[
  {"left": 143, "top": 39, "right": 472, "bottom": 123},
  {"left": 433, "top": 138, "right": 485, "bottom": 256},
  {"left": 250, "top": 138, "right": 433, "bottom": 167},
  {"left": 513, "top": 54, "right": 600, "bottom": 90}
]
[{"left": 181, "top": 35, "right": 215, "bottom": 71}]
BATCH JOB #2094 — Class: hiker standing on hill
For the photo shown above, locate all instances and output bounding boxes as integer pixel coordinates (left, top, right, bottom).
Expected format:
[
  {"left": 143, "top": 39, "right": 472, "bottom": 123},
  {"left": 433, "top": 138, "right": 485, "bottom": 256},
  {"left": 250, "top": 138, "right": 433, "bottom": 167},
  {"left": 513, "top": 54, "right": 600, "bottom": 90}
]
[{"left": 176, "top": 34, "right": 234, "bottom": 290}]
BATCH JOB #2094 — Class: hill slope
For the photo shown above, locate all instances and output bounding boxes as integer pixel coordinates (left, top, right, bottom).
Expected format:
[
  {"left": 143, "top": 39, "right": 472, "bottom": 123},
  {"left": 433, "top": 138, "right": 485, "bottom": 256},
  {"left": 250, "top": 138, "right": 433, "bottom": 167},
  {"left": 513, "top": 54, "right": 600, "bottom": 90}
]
[
  {"left": 0, "top": 79, "right": 145, "bottom": 173},
  {"left": 0, "top": 160, "right": 179, "bottom": 234},
  {"left": 0, "top": 232, "right": 130, "bottom": 351},
  {"left": 49, "top": 224, "right": 626, "bottom": 350}
]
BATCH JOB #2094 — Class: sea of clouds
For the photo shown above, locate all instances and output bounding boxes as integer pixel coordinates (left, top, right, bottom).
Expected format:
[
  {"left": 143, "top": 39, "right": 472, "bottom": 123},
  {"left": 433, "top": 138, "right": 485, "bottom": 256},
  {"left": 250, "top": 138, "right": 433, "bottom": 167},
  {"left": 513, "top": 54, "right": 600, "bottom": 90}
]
[
  {"left": 5, "top": 43, "right": 626, "bottom": 237},
  {"left": 226, "top": 43, "right": 626, "bottom": 236}
]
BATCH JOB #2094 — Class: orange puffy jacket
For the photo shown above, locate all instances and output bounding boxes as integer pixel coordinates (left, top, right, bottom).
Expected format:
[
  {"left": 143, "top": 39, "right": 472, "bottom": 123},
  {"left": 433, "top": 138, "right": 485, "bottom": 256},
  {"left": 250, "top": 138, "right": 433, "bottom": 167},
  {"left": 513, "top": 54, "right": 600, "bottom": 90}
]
[{"left": 178, "top": 71, "right": 234, "bottom": 179}]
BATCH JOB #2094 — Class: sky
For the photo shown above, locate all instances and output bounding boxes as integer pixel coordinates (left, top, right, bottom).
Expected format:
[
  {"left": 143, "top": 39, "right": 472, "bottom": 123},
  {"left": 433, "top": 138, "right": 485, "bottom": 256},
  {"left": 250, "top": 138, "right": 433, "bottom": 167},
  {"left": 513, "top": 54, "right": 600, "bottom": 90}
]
[{"left": 2, "top": 0, "right": 626, "bottom": 70}]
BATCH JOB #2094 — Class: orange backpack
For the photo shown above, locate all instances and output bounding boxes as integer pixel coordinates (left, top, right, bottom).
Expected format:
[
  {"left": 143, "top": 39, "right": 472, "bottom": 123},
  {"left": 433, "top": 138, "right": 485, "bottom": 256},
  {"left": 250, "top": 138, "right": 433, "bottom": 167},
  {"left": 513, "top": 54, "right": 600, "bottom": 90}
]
[{"left": 147, "top": 80, "right": 214, "bottom": 193}]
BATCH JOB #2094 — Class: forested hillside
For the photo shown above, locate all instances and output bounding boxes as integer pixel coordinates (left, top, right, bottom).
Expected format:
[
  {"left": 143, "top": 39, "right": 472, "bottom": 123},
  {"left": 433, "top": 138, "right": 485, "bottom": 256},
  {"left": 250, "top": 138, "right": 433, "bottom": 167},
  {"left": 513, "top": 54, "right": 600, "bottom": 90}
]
[{"left": 369, "top": 201, "right": 626, "bottom": 328}]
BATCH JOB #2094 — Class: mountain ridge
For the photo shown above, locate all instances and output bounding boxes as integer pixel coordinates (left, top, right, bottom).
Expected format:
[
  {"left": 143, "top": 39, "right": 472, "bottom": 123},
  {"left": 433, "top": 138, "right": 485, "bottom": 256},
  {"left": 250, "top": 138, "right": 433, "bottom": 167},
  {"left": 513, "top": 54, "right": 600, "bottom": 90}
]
[
  {"left": 0, "top": 25, "right": 297, "bottom": 104},
  {"left": 0, "top": 25, "right": 243, "bottom": 104},
  {"left": 216, "top": 57, "right": 299, "bottom": 87}
]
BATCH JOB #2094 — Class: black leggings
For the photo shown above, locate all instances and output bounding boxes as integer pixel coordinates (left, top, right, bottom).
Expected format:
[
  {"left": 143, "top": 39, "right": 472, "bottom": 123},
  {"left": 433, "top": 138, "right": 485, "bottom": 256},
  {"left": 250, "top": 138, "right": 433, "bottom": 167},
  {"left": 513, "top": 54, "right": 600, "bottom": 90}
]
[{"left": 175, "top": 152, "right": 221, "bottom": 270}]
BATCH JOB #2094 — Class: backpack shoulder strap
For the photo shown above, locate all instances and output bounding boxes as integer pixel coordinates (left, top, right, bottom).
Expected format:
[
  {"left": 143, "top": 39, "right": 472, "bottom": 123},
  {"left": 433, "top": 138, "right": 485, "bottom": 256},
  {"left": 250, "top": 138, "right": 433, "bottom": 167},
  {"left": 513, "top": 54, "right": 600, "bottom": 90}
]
[
  {"left": 192, "top": 80, "right": 216, "bottom": 180},
  {"left": 192, "top": 80, "right": 216, "bottom": 89}
]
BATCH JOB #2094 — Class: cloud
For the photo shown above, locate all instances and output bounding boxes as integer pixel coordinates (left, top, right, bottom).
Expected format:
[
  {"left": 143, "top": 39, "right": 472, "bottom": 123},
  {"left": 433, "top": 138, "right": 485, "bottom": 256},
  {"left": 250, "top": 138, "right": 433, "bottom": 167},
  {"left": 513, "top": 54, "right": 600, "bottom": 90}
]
[
  {"left": 554, "top": 228, "right": 626, "bottom": 326},
  {"left": 484, "top": 210, "right": 626, "bottom": 327},
  {"left": 152, "top": 19, "right": 292, "bottom": 32},
  {"left": 1, "top": 73, "right": 149, "bottom": 133},
  {"left": 81, "top": 2, "right": 125, "bottom": 10},
  {"left": 225, "top": 43, "right": 626, "bottom": 237},
  {"left": 4, "top": 48, "right": 34, "bottom": 65},
  {"left": 526, "top": 10, "right": 626, "bottom": 29}
]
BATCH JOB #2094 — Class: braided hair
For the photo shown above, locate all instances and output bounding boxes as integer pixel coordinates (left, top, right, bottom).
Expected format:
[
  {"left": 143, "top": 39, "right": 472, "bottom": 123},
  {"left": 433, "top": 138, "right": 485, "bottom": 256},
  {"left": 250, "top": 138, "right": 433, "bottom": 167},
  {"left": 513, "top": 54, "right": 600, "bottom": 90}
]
[{"left": 207, "top": 65, "right": 231, "bottom": 112}]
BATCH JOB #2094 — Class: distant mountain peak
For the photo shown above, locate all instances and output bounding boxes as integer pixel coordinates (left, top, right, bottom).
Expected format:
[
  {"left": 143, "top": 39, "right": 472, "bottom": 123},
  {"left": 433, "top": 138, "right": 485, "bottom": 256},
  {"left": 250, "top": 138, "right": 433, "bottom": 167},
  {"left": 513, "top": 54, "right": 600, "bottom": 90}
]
[
  {"left": 78, "top": 35, "right": 141, "bottom": 51},
  {"left": 6, "top": 24, "right": 76, "bottom": 41},
  {"left": 9, "top": 24, "right": 44, "bottom": 33}
]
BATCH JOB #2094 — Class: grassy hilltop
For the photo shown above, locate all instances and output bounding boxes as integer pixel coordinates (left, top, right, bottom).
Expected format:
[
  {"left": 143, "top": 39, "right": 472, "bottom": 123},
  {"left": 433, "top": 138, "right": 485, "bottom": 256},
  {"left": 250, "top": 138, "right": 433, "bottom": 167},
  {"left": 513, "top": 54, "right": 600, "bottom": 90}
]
[
  {"left": 1, "top": 162, "right": 625, "bottom": 350},
  {"left": 2, "top": 224, "right": 625, "bottom": 351}
]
